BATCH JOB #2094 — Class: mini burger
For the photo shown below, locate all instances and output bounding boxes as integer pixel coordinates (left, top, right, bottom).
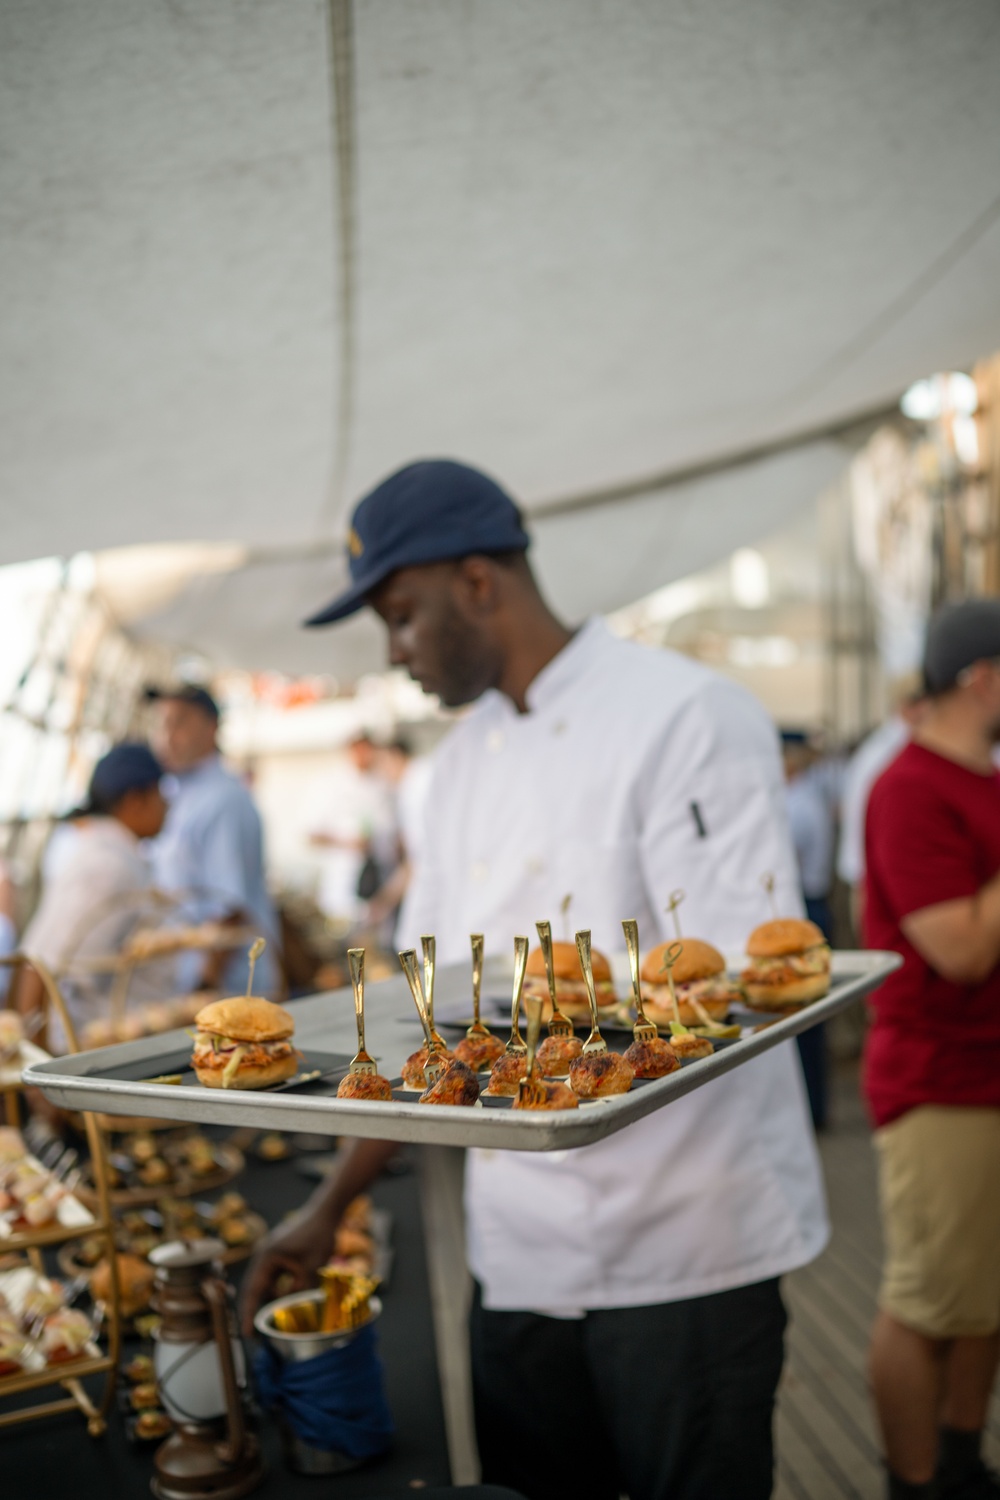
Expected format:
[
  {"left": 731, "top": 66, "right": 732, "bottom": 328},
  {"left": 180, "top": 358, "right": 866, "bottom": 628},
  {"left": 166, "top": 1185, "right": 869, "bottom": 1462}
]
[
  {"left": 741, "top": 918, "right": 830, "bottom": 1011},
  {"left": 191, "top": 997, "right": 298, "bottom": 1090},
  {"left": 640, "top": 939, "right": 741, "bottom": 1026},
  {"left": 522, "top": 940, "right": 616, "bottom": 1020}
]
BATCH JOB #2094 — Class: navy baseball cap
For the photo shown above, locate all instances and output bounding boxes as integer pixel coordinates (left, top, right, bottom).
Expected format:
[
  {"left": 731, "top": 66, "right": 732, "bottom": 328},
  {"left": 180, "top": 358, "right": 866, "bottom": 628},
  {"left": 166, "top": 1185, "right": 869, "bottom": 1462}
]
[
  {"left": 304, "top": 459, "right": 531, "bottom": 627},
  {"left": 143, "top": 683, "right": 220, "bottom": 720},
  {"left": 87, "top": 743, "right": 163, "bottom": 813}
]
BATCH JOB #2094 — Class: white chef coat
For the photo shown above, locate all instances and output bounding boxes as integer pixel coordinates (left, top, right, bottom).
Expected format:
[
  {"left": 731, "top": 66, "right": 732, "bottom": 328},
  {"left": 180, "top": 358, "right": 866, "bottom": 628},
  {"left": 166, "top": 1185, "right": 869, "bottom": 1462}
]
[{"left": 400, "top": 618, "right": 828, "bottom": 1313}]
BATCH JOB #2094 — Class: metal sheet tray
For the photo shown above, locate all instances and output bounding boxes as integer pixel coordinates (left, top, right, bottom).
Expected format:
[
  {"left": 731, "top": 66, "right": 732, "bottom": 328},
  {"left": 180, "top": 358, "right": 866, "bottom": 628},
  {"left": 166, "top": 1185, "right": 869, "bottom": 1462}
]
[{"left": 24, "top": 951, "right": 899, "bottom": 1152}]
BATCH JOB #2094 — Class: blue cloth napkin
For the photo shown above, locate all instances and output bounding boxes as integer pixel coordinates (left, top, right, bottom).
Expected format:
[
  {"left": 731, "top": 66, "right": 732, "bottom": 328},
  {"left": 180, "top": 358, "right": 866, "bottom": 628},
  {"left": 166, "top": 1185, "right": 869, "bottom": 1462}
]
[{"left": 254, "top": 1322, "right": 393, "bottom": 1459}]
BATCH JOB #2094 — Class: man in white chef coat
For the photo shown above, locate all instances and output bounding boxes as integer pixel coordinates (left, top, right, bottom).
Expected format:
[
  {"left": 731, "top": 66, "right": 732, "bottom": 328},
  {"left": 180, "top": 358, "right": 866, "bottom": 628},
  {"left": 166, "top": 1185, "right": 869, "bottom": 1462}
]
[{"left": 243, "top": 461, "right": 828, "bottom": 1500}]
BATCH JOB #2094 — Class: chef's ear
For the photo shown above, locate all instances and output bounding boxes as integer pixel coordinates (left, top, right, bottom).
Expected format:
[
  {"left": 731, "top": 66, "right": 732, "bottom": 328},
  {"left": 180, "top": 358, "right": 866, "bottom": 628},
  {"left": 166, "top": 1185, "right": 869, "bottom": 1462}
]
[{"left": 454, "top": 555, "right": 507, "bottom": 616}]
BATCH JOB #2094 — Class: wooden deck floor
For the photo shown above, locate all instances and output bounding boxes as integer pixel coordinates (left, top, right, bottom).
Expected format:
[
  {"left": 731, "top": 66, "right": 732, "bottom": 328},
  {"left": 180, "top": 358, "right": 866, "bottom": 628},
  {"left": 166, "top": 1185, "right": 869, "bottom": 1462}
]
[{"left": 774, "top": 1067, "right": 1000, "bottom": 1500}]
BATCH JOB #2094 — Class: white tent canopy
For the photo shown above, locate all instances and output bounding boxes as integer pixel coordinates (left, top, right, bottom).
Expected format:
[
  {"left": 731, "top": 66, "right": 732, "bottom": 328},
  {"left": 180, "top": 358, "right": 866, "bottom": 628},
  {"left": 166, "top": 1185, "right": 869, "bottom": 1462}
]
[{"left": 3, "top": 1, "right": 999, "bottom": 674}]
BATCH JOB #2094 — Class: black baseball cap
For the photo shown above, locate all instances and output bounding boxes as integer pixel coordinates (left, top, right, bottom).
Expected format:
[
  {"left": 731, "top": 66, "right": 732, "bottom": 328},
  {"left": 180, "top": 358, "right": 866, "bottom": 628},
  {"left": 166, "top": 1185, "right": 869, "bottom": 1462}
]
[
  {"left": 923, "top": 599, "right": 1000, "bottom": 693},
  {"left": 143, "top": 683, "right": 220, "bottom": 720},
  {"left": 304, "top": 459, "right": 530, "bottom": 627},
  {"left": 87, "top": 743, "right": 163, "bottom": 814}
]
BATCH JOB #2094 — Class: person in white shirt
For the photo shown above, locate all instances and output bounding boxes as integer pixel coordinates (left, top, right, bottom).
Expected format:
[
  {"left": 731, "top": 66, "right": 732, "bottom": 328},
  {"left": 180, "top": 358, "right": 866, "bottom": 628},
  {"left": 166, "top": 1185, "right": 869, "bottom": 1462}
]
[
  {"left": 243, "top": 461, "right": 828, "bottom": 1500},
  {"left": 16, "top": 743, "right": 167, "bottom": 1052}
]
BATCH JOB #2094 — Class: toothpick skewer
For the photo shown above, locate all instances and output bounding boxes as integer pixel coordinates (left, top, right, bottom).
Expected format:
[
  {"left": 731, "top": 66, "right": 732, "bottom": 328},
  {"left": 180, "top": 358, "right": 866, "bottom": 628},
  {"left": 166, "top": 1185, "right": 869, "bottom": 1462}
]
[
  {"left": 245, "top": 937, "right": 266, "bottom": 999},
  {"left": 760, "top": 872, "right": 779, "bottom": 919},
  {"left": 559, "top": 893, "right": 573, "bottom": 945},
  {"left": 659, "top": 940, "right": 685, "bottom": 1026},
  {"left": 665, "top": 889, "right": 686, "bottom": 942}
]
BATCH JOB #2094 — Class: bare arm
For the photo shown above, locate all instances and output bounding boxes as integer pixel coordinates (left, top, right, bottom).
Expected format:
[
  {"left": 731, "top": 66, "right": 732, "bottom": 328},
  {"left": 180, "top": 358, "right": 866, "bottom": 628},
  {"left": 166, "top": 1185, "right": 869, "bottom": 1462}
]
[
  {"left": 239, "top": 1136, "right": 399, "bottom": 1335},
  {"left": 901, "top": 869, "right": 1000, "bottom": 985}
]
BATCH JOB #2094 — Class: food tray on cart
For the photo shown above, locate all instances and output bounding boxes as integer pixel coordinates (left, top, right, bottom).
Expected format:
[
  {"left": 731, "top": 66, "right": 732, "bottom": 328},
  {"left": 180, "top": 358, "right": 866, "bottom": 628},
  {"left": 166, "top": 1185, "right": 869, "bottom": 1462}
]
[{"left": 23, "top": 951, "right": 900, "bottom": 1152}]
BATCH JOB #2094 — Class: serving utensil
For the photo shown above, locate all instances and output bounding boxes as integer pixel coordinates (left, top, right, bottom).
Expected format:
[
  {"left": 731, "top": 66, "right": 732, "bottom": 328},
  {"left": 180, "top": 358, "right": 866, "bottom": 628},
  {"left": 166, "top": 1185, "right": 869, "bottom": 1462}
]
[
  {"left": 245, "top": 936, "right": 266, "bottom": 998},
  {"left": 464, "top": 934, "right": 493, "bottom": 1041},
  {"left": 398, "top": 950, "right": 444, "bottom": 1087},
  {"left": 622, "top": 918, "right": 658, "bottom": 1044},
  {"left": 420, "top": 934, "right": 448, "bottom": 1050},
  {"left": 536, "top": 920, "right": 575, "bottom": 1038},
  {"left": 515, "top": 996, "right": 549, "bottom": 1109},
  {"left": 576, "top": 930, "right": 608, "bottom": 1055},
  {"left": 658, "top": 940, "right": 685, "bottom": 1026},
  {"left": 504, "top": 936, "right": 530, "bottom": 1055},
  {"left": 345, "top": 948, "right": 377, "bottom": 1077}
]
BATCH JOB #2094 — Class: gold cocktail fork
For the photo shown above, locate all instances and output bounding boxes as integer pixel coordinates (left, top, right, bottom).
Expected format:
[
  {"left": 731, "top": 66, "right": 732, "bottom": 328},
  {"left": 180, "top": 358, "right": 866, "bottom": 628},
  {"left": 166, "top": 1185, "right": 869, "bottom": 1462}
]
[
  {"left": 576, "top": 930, "right": 608, "bottom": 1055},
  {"left": 420, "top": 934, "right": 448, "bottom": 1051},
  {"left": 464, "top": 934, "right": 493, "bottom": 1041},
  {"left": 516, "top": 996, "right": 549, "bottom": 1108},
  {"left": 505, "top": 936, "right": 530, "bottom": 1055},
  {"left": 399, "top": 949, "right": 445, "bottom": 1086},
  {"left": 622, "top": 919, "right": 658, "bottom": 1045},
  {"left": 345, "top": 947, "right": 377, "bottom": 1076},
  {"left": 536, "top": 920, "right": 575, "bottom": 1038}
]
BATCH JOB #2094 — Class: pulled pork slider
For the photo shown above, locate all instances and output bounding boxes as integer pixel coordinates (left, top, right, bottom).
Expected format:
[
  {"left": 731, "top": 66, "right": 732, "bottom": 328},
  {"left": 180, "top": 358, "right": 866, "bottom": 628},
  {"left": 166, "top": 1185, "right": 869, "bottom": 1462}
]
[
  {"left": 741, "top": 918, "right": 830, "bottom": 1010},
  {"left": 191, "top": 997, "right": 298, "bottom": 1090},
  {"left": 640, "top": 939, "right": 740, "bottom": 1025},
  {"left": 522, "top": 940, "right": 616, "bottom": 1019}
]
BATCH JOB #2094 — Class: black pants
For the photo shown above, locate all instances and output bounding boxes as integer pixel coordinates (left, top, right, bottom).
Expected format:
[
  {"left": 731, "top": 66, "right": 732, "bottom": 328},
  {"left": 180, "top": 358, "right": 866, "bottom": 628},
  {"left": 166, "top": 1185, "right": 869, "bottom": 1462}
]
[{"left": 470, "top": 1278, "right": 787, "bottom": 1500}]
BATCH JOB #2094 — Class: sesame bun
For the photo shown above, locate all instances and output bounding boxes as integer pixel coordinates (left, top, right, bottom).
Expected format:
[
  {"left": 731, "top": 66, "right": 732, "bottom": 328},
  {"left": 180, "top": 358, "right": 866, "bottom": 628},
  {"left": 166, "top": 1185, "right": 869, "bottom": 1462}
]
[
  {"left": 525, "top": 941, "right": 612, "bottom": 984},
  {"left": 192, "top": 1051, "right": 298, "bottom": 1091},
  {"left": 746, "top": 919, "right": 826, "bottom": 958},
  {"left": 194, "top": 996, "right": 295, "bottom": 1042},
  {"left": 640, "top": 938, "right": 724, "bottom": 986}
]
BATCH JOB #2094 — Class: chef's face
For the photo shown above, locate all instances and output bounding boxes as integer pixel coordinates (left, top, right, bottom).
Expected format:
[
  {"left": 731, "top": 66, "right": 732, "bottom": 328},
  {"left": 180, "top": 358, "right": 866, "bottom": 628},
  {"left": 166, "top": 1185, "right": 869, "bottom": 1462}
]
[
  {"left": 151, "top": 700, "right": 218, "bottom": 772},
  {"left": 369, "top": 562, "right": 504, "bottom": 707}
]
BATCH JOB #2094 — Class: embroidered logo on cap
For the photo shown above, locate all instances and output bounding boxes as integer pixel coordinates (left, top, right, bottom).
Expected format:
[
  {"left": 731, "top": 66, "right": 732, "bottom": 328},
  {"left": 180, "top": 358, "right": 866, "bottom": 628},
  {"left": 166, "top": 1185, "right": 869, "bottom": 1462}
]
[{"left": 347, "top": 528, "right": 364, "bottom": 558}]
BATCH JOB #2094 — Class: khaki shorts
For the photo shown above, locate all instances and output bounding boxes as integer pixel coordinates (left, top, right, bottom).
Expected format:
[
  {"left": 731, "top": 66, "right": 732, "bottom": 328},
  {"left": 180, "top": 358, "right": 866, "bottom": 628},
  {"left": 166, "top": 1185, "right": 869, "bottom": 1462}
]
[{"left": 875, "top": 1106, "right": 1000, "bottom": 1339}]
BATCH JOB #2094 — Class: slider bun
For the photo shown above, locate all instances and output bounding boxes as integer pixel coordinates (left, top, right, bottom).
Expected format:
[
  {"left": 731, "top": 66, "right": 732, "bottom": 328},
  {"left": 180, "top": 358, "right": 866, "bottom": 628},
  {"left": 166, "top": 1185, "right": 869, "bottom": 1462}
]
[
  {"left": 643, "top": 993, "right": 730, "bottom": 1026},
  {"left": 746, "top": 918, "right": 826, "bottom": 958},
  {"left": 525, "top": 940, "right": 612, "bottom": 983},
  {"left": 194, "top": 996, "right": 295, "bottom": 1042},
  {"left": 743, "top": 972, "right": 831, "bottom": 1010},
  {"left": 92, "top": 1253, "right": 154, "bottom": 1316},
  {"left": 640, "top": 938, "right": 724, "bottom": 986},
  {"left": 193, "top": 1051, "right": 298, "bottom": 1090}
]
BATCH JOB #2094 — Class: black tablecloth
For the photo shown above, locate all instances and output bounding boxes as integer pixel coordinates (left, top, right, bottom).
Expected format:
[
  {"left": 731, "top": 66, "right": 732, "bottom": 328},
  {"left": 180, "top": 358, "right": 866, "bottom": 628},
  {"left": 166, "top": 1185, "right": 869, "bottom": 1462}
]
[{"left": 1, "top": 1142, "right": 453, "bottom": 1498}]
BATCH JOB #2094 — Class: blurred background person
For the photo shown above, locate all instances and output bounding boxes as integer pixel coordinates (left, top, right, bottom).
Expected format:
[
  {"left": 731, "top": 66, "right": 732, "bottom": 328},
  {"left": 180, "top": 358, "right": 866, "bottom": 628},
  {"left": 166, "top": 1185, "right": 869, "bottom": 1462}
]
[
  {"left": 782, "top": 729, "right": 835, "bottom": 1129},
  {"left": 865, "top": 601, "right": 1000, "bottom": 1500},
  {"left": 0, "top": 857, "right": 16, "bottom": 1000},
  {"left": 147, "top": 684, "right": 281, "bottom": 997},
  {"left": 838, "top": 675, "right": 928, "bottom": 935},
  {"left": 14, "top": 743, "right": 166, "bottom": 1051},
  {"left": 309, "top": 733, "right": 398, "bottom": 928}
]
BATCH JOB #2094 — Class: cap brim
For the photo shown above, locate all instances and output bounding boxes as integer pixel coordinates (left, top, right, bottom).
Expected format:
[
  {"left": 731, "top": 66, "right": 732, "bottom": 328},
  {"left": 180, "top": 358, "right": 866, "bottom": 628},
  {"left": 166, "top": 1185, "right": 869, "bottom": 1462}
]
[{"left": 302, "top": 576, "right": 375, "bottom": 628}]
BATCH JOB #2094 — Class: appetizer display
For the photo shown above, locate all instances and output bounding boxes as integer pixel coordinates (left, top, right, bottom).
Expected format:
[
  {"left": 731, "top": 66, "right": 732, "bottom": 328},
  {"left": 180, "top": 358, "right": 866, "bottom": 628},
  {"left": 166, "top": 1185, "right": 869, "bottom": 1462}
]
[
  {"left": 486, "top": 937, "right": 531, "bottom": 1097},
  {"left": 400, "top": 947, "right": 481, "bottom": 1107},
  {"left": 640, "top": 938, "right": 742, "bottom": 1025},
  {"left": 620, "top": 919, "right": 680, "bottom": 1080},
  {"left": 419, "top": 1057, "right": 481, "bottom": 1106},
  {"left": 742, "top": 917, "right": 831, "bottom": 1010},
  {"left": 90, "top": 1253, "right": 156, "bottom": 1319},
  {"left": 40, "top": 1308, "right": 93, "bottom": 1363},
  {"left": 191, "top": 996, "right": 298, "bottom": 1090},
  {"left": 80, "top": 993, "right": 212, "bottom": 1051},
  {"left": 337, "top": 948, "right": 393, "bottom": 1101},
  {"left": 523, "top": 937, "right": 616, "bottom": 1020},
  {"left": 513, "top": 996, "right": 579, "bottom": 1111},
  {"left": 532, "top": 920, "right": 583, "bottom": 1077},
  {"left": 567, "top": 931, "right": 635, "bottom": 1098},
  {"left": 0, "top": 1011, "right": 25, "bottom": 1067},
  {"left": 0, "top": 1129, "right": 74, "bottom": 1233},
  {"left": 452, "top": 935, "right": 505, "bottom": 1071}
]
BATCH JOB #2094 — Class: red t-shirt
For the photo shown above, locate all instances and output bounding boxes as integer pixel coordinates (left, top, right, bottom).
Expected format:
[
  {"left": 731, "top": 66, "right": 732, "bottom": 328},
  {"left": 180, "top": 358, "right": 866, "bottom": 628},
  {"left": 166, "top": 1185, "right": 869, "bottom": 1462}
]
[{"left": 863, "top": 741, "right": 1000, "bottom": 1127}]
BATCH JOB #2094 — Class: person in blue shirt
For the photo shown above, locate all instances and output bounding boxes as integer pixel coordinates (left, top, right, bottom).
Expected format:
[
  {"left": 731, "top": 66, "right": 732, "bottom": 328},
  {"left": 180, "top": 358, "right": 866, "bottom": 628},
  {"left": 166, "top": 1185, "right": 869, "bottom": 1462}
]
[{"left": 146, "top": 685, "right": 281, "bottom": 997}]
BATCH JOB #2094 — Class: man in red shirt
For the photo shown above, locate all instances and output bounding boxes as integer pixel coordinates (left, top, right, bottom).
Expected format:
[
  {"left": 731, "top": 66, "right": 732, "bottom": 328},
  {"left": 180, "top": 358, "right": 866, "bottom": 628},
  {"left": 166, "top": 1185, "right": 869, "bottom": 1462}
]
[{"left": 865, "top": 599, "right": 1000, "bottom": 1500}]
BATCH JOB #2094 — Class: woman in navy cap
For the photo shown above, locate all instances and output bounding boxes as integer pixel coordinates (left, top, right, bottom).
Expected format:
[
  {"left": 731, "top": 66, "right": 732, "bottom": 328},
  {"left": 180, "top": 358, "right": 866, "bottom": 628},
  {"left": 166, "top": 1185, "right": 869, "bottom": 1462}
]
[{"left": 16, "top": 743, "right": 167, "bottom": 1051}]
